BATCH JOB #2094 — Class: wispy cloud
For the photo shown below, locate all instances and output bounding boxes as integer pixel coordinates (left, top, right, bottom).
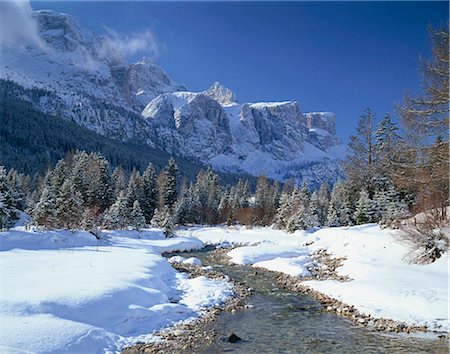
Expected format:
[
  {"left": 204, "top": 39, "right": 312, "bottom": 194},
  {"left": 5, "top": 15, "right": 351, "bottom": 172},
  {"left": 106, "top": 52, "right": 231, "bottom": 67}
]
[
  {"left": 0, "top": 0, "right": 45, "bottom": 49},
  {"left": 97, "top": 27, "right": 160, "bottom": 64}
]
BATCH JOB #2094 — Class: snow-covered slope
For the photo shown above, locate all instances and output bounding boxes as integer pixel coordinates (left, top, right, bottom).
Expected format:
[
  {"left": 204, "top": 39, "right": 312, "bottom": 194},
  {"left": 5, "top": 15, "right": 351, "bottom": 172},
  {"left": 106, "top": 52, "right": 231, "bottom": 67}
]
[
  {"left": 0, "top": 228, "right": 232, "bottom": 353},
  {"left": 2, "top": 8, "right": 344, "bottom": 185}
]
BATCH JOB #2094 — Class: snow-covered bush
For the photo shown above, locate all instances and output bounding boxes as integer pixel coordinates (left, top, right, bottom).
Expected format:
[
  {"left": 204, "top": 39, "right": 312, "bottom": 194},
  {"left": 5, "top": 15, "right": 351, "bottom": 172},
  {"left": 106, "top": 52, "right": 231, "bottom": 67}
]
[{"left": 400, "top": 210, "right": 449, "bottom": 264}]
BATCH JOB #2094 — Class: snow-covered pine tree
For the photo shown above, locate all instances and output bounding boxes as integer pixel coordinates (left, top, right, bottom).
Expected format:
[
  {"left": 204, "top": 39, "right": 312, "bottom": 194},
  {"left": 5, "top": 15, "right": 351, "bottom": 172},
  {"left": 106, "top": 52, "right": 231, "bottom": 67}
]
[
  {"left": 142, "top": 163, "right": 158, "bottom": 223},
  {"left": 161, "top": 158, "right": 178, "bottom": 208},
  {"left": 51, "top": 159, "right": 68, "bottom": 193},
  {"left": 317, "top": 182, "right": 330, "bottom": 225},
  {"left": 375, "top": 185, "right": 408, "bottom": 225},
  {"left": 80, "top": 207, "right": 100, "bottom": 238},
  {"left": 6, "top": 169, "right": 27, "bottom": 211},
  {"left": 32, "top": 185, "right": 56, "bottom": 228},
  {"left": 87, "top": 153, "right": 113, "bottom": 211},
  {"left": 326, "top": 180, "right": 351, "bottom": 227},
  {"left": 0, "top": 166, "right": 19, "bottom": 228},
  {"left": 112, "top": 166, "right": 127, "bottom": 199},
  {"left": 254, "top": 176, "right": 279, "bottom": 225},
  {"left": 173, "top": 185, "right": 191, "bottom": 225},
  {"left": 235, "top": 179, "right": 251, "bottom": 209},
  {"left": 354, "top": 189, "right": 373, "bottom": 225},
  {"left": 55, "top": 180, "right": 84, "bottom": 229},
  {"left": 274, "top": 192, "right": 292, "bottom": 229},
  {"left": 102, "top": 191, "right": 129, "bottom": 229},
  {"left": 151, "top": 206, "right": 174, "bottom": 237},
  {"left": 70, "top": 151, "right": 89, "bottom": 200},
  {"left": 255, "top": 176, "right": 270, "bottom": 209},
  {"left": 130, "top": 200, "right": 146, "bottom": 231},
  {"left": 0, "top": 190, "right": 14, "bottom": 229},
  {"left": 285, "top": 183, "right": 313, "bottom": 232},
  {"left": 307, "top": 190, "right": 322, "bottom": 228},
  {"left": 126, "top": 169, "right": 144, "bottom": 209}
]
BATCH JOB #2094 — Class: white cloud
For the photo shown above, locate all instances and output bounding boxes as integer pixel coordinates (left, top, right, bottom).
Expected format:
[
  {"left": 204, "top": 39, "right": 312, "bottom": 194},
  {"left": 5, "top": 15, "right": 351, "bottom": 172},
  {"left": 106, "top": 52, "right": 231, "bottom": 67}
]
[
  {"left": 97, "top": 27, "right": 160, "bottom": 64},
  {"left": 0, "top": 0, "right": 45, "bottom": 48}
]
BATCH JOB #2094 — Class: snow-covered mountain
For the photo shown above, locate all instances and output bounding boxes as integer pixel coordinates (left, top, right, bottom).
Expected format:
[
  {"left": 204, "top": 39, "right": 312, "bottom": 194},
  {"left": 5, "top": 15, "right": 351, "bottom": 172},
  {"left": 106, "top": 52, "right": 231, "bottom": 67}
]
[{"left": 1, "top": 9, "right": 345, "bottom": 185}]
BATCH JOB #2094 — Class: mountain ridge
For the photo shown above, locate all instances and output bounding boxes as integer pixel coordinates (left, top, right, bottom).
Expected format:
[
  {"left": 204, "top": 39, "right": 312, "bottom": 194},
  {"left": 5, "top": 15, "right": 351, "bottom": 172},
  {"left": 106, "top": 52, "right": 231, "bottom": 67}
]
[{"left": 1, "top": 9, "right": 345, "bottom": 186}]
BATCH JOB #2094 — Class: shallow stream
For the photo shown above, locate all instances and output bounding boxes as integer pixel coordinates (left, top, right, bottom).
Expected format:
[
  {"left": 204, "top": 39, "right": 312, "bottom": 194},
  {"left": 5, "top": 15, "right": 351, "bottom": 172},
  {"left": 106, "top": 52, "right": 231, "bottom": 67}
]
[{"left": 169, "top": 248, "right": 448, "bottom": 353}]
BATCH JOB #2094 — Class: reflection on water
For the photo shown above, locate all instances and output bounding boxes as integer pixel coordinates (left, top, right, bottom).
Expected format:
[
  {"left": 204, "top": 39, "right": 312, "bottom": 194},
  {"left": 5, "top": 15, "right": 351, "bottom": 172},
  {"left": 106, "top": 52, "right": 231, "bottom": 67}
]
[{"left": 170, "top": 249, "right": 449, "bottom": 354}]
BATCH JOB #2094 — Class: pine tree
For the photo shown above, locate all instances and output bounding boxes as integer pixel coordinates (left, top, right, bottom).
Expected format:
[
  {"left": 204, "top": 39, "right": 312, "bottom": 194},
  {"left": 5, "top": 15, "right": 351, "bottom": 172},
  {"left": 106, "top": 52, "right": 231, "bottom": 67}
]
[
  {"left": 151, "top": 206, "right": 174, "bottom": 237},
  {"left": 317, "top": 182, "right": 330, "bottom": 225},
  {"left": 0, "top": 166, "right": 18, "bottom": 228},
  {"left": 112, "top": 166, "right": 127, "bottom": 199},
  {"left": 142, "top": 163, "right": 158, "bottom": 223},
  {"left": 126, "top": 169, "right": 144, "bottom": 209},
  {"left": 275, "top": 192, "right": 292, "bottom": 229},
  {"left": 55, "top": 180, "right": 83, "bottom": 229},
  {"left": 161, "top": 158, "right": 178, "bottom": 208},
  {"left": 326, "top": 180, "right": 354, "bottom": 227},
  {"left": 33, "top": 186, "right": 56, "bottom": 228},
  {"left": 7, "top": 169, "right": 27, "bottom": 211},
  {"left": 308, "top": 191, "right": 322, "bottom": 227},
  {"left": 51, "top": 159, "right": 68, "bottom": 193},
  {"left": 354, "top": 190, "right": 373, "bottom": 225},
  {"left": 80, "top": 208, "right": 100, "bottom": 238},
  {"left": 130, "top": 200, "right": 146, "bottom": 231},
  {"left": 102, "top": 191, "right": 129, "bottom": 229},
  {"left": 0, "top": 190, "right": 14, "bottom": 229}
]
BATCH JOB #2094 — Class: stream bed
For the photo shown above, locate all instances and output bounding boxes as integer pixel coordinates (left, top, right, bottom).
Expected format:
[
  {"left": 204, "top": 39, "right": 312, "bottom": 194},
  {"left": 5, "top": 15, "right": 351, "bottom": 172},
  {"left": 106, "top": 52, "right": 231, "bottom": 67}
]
[{"left": 168, "top": 248, "right": 448, "bottom": 354}]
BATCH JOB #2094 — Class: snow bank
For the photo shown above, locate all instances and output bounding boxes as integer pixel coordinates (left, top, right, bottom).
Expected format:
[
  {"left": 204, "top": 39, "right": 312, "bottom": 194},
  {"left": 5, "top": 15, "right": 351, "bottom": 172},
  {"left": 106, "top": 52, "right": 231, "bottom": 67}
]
[
  {"left": 301, "top": 224, "right": 449, "bottom": 332},
  {"left": 177, "top": 225, "right": 308, "bottom": 247},
  {"left": 185, "top": 224, "right": 449, "bottom": 332},
  {"left": 253, "top": 256, "right": 315, "bottom": 277},
  {"left": 0, "top": 228, "right": 231, "bottom": 353},
  {"left": 228, "top": 244, "right": 310, "bottom": 265}
]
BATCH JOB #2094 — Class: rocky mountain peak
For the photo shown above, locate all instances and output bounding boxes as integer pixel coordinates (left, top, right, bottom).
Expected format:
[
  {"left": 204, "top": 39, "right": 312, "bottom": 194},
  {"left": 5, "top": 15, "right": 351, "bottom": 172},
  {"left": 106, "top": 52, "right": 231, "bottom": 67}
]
[
  {"left": 203, "top": 82, "right": 236, "bottom": 106},
  {"left": 32, "top": 10, "right": 97, "bottom": 54}
]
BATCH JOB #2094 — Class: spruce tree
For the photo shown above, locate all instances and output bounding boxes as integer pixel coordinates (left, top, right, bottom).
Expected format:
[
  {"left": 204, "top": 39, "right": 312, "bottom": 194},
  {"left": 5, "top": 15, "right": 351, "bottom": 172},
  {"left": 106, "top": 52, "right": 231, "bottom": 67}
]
[
  {"left": 80, "top": 208, "right": 100, "bottom": 238},
  {"left": 161, "top": 158, "right": 178, "bottom": 208},
  {"left": 0, "top": 166, "right": 18, "bottom": 228},
  {"left": 102, "top": 191, "right": 129, "bottom": 229},
  {"left": 354, "top": 190, "right": 372, "bottom": 225},
  {"left": 275, "top": 192, "right": 292, "bottom": 229},
  {"left": 130, "top": 200, "right": 146, "bottom": 231},
  {"left": 55, "top": 180, "right": 83, "bottom": 229},
  {"left": 112, "top": 166, "right": 127, "bottom": 199},
  {"left": 33, "top": 186, "right": 56, "bottom": 228},
  {"left": 142, "top": 163, "right": 158, "bottom": 223}
]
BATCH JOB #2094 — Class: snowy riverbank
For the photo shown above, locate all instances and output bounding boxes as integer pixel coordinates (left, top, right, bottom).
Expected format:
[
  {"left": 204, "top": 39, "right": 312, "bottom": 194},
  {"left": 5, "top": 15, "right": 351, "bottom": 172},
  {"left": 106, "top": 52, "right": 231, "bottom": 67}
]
[
  {"left": 180, "top": 224, "right": 449, "bottom": 333},
  {"left": 2, "top": 224, "right": 448, "bottom": 353},
  {"left": 1, "top": 228, "right": 232, "bottom": 353}
]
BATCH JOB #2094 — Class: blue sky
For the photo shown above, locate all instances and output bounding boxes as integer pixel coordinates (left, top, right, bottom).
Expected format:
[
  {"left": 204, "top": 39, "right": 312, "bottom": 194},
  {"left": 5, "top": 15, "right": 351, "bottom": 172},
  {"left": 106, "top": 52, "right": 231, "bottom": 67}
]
[{"left": 32, "top": 1, "right": 448, "bottom": 142}]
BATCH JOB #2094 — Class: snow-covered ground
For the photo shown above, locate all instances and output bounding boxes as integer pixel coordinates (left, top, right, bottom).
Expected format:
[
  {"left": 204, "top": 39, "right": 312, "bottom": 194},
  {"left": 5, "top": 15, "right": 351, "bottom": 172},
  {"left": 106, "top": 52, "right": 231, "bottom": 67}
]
[
  {"left": 2, "top": 224, "right": 447, "bottom": 353},
  {"left": 180, "top": 225, "right": 449, "bottom": 332},
  {"left": 1, "top": 228, "right": 232, "bottom": 353}
]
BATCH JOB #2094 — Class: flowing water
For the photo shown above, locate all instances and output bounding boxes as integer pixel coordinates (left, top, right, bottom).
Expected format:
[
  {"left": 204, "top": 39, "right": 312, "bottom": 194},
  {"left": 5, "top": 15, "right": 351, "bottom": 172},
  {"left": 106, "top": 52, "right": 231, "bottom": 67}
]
[{"left": 168, "top": 248, "right": 449, "bottom": 354}]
